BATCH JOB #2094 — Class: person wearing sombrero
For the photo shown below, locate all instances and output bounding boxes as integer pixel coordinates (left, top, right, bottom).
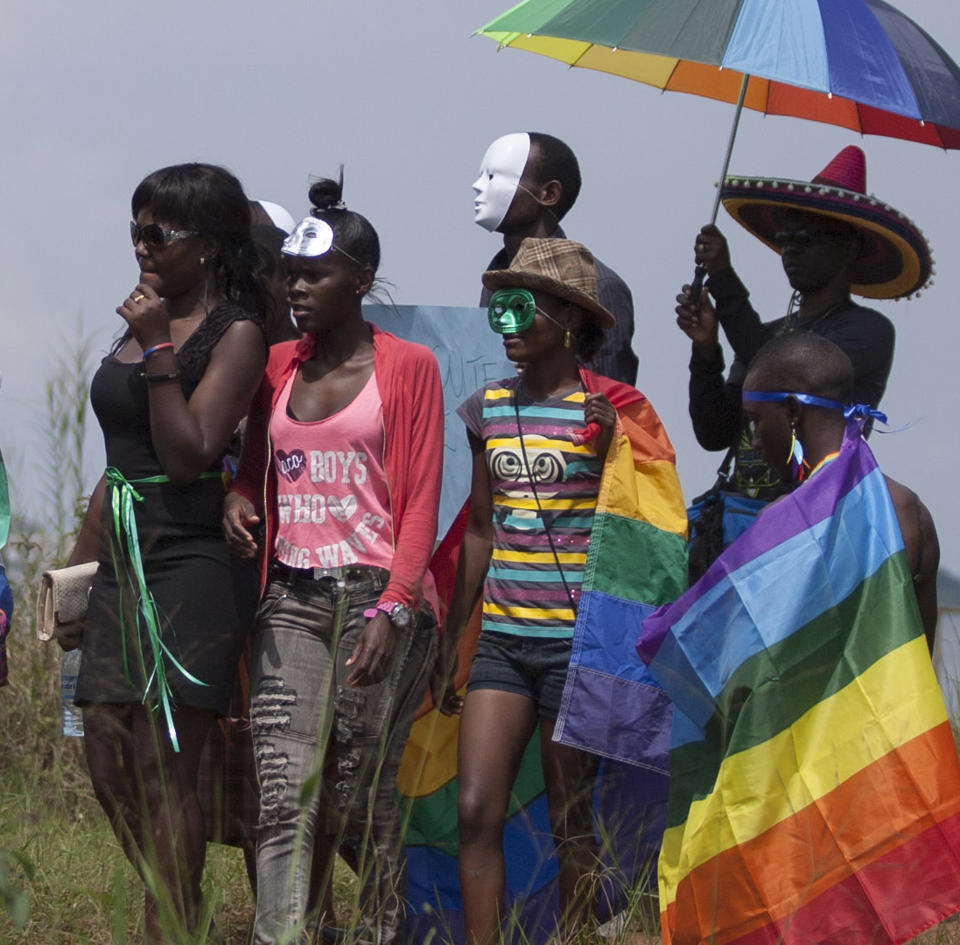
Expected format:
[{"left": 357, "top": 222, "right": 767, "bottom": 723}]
[
  {"left": 676, "top": 145, "right": 931, "bottom": 518},
  {"left": 433, "top": 238, "right": 688, "bottom": 944}
]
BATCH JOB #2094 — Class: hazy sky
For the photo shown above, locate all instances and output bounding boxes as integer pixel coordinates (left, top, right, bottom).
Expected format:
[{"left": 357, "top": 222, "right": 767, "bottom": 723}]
[{"left": 3, "top": 0, "right": 959, "bottom": 566}]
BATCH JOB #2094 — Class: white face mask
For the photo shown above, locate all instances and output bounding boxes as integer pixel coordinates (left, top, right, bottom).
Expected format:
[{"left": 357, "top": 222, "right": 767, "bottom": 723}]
[
  {"left": 472, "top": 133, "right": 531, "bottom": 232},
  {"left": 281, "top": 216, "right": 334, "bottom": 257}
]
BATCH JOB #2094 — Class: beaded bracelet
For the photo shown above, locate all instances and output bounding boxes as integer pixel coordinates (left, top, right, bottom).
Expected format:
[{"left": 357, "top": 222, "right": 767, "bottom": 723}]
[
  {"left": 142, "top": 342, "right": 174, "bottom": 360},
  {"left": 142, "top": 372, "right": 180, "bottom": 383}
]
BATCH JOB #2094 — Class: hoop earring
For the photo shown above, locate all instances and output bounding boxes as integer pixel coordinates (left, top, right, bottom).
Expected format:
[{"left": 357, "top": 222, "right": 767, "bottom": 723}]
[{"left": 787, "top": 420, "right": 808, "bottom": 483}]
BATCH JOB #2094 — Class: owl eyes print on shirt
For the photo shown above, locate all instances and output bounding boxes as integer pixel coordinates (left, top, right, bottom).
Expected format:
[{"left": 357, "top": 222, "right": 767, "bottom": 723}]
[{"left": 489, "top": 444, "right": 568, "bottom": 492}]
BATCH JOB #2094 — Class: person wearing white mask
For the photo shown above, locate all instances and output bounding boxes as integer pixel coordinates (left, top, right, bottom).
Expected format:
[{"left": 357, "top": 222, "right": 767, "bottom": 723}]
[
  {"left": 250, "top": 199, "right": 300, "bottom": 345},
  {"left": 473, "top": 132, "right": 638, "bottom": 385}
]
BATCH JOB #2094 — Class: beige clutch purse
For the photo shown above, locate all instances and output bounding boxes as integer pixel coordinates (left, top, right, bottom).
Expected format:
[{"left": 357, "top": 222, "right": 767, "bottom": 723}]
[{"left": 35, "top": 562, "right": 98, "bottom": 642}]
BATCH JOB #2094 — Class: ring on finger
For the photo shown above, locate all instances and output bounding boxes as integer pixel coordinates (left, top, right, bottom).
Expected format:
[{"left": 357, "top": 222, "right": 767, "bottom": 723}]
[{"left": 133, "top": 293, "right": 145, "bottom": 302}]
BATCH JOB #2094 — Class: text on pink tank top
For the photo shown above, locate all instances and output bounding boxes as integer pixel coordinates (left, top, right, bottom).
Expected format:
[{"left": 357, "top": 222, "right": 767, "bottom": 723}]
[{"left": 270, "top": 369, "right": 395, "bottom": 573}]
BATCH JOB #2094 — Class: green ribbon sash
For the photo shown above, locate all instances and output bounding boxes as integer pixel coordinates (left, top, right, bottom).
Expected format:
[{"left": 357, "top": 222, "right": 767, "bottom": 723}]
[{"left": 105, "top": 466, "right": 219, "bottom": 751}]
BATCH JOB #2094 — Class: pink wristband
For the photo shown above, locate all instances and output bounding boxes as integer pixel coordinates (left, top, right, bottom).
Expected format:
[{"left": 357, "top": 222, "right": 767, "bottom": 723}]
[{"left": 364, "top": 600, "right": 401, "bottom": 620}]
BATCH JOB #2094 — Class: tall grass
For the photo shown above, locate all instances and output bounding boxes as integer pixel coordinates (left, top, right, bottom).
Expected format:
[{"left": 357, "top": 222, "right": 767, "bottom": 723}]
[
  {"left": 0, "top": 324, "right": 669, "bottom": 945},
  {"left": 0, "top": 325, "right": 258, "bottom": 944},
  {"left": 1, "top": 325, "right": 96, "bottom": 938},
  {"left": 5, "top": 327, "right": 958, "bottom": 945},
  {"left": 0, "top": 328, "right": 371, "bottom": 944}
]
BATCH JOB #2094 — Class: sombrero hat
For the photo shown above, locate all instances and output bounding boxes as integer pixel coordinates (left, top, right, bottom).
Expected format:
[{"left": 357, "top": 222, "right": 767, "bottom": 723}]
[
  {"left": 481, "top": 237, "right": 615, "bottom": 329},
  {"left": 721, "top": 146, "right": 932, "bottom": 300}
]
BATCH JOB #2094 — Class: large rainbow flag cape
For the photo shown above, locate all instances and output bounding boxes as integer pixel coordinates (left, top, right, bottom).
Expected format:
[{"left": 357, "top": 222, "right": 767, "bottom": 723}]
[
  {"left": 397, "top": 374, "right": 688, "bottom": 943},
  {"left": 553, "top": 376, "right": 688, "bottom": 769},
  {"left": 639, "top": 423, "right": 960, "bottom": 945}
]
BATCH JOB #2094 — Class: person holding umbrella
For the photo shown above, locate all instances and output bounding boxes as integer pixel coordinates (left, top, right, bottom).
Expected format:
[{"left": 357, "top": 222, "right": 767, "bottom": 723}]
[{"left": 676, "top": 145, "right": 931, "bottom": 515}]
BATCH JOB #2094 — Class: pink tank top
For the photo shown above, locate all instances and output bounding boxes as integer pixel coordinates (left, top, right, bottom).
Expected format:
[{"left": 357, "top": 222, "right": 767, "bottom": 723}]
[{"left": 270, "top": 369, "right": 395, "bottom": 573}]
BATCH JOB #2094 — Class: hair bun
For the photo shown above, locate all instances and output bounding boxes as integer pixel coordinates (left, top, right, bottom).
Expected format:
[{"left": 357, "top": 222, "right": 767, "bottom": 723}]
[{"left": 309, "top": 168, "right": 346, "bottom": 213}]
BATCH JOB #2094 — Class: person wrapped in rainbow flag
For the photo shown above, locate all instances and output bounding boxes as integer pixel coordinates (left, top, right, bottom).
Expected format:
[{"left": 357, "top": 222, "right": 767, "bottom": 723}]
[
  {"left": 640, "top": 332, "right": 960, "bottom": 945},
  {"left": 415, "top": 237, "right": 688, "bottom": 944}
]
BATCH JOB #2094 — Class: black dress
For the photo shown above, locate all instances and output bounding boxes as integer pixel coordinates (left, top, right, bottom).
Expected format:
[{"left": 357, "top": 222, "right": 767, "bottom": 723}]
[{"left": 77, "top": 303, "right": 260, "bottom": 715}]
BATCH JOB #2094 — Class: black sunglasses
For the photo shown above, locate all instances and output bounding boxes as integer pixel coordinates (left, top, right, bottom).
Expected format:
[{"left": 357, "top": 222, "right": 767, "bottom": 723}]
[{"left": 130, "top": 221, "right": 199, "bottom": 249}]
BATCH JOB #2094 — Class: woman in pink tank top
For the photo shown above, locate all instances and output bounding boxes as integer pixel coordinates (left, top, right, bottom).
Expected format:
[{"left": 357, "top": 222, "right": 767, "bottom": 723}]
[{"left": 223, "top": 175, "right": 443, "bottom": 945}]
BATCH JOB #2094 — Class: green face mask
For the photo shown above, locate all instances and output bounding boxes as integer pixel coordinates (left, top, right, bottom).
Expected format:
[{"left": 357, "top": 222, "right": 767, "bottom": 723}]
[{"left": 488, "top": 288, "right": 537, "bottom": 335}]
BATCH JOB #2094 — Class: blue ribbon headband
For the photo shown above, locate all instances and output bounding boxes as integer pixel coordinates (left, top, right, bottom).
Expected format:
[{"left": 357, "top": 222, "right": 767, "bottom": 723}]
[{"left": 742, "top": 391, "right": 888, "bottom": 425}]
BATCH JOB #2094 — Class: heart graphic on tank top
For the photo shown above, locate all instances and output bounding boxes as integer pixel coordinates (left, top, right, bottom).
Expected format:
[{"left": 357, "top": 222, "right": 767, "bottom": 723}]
[
  {"left": 327, "top": 495, "right": 357, "bottom": 522},
  {"left": 276, "top": 449, "right": 306, "bottom": 482}
]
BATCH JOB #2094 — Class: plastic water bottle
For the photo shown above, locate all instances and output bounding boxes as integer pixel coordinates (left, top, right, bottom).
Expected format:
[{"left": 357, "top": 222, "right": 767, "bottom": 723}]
[{"left": 61, "top": 649, "right": 83, "bottom": 737}]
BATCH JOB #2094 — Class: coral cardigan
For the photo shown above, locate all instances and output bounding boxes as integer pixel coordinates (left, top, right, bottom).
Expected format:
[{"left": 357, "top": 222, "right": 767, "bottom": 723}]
[{"left": 230, "top": 325, "right": 443, "bottom": 617}]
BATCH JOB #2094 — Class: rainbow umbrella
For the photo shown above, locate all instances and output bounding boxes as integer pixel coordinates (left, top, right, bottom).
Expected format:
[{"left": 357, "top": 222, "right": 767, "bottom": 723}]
[
  {"left": 477, "top": 0, "right": 960, "bottom": 148},
  {"left": 477, "top": 0, "right": 960, "bottom": 290}
]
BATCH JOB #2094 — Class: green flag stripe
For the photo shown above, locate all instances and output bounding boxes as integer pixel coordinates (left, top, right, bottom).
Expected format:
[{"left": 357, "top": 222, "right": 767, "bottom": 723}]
[
  {"left": 665, "top": 551, "right": 920, "bottom": 827},
  {"left": 404, "top": 733, "right": 545, "bottom": 854},
  {"left": 587, "top": 513, "right": 687, "bottom": 605}
]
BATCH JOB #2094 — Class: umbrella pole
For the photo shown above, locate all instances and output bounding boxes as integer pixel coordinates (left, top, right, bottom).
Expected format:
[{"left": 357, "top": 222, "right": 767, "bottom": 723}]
[{"left": 690, "top": 73, "right": 750, "bottom": 303}]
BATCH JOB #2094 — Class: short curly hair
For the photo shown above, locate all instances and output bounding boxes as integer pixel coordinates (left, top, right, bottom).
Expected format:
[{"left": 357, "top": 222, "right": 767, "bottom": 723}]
[{"left": 526, "top": 132, "right": 582, "bottom": 220}]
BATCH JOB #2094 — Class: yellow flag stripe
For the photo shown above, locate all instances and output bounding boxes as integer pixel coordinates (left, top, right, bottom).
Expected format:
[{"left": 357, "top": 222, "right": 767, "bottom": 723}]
[{"left": 660, "top": 635, "right": 946, "bottom": 905}]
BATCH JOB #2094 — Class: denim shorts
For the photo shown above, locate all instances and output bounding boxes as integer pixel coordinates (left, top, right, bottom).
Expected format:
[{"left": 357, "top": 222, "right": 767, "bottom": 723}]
[{"left": 467, "top": 630, "right": 573, "bottom": 720}]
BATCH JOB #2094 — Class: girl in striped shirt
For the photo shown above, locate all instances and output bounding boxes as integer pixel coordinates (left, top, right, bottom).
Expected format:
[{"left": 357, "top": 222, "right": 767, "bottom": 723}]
[{"left": 439, "top": 238, "right": 625, "bottom": 945}]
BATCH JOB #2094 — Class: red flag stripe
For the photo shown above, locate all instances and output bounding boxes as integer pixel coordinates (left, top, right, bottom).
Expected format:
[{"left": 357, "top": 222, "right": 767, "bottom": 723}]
[{"left": 664, "top": 721, "right": 960, "bottom": 945}]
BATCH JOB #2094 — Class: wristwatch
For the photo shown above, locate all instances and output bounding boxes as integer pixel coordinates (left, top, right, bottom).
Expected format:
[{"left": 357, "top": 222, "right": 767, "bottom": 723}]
[{"left": 364, "top": 600, "right": 413, "bottom": 629}]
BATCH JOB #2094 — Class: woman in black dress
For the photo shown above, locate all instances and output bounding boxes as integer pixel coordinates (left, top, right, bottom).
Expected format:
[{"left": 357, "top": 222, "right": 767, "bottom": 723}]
[{"left": 66, "top": 163, "right": 267, "bottom": 943}]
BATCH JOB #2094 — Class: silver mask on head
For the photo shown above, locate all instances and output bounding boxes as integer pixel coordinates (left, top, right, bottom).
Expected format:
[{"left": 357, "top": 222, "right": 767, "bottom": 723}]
[{"left": 282, "top": 216, "right": 335, "bottom": 258}]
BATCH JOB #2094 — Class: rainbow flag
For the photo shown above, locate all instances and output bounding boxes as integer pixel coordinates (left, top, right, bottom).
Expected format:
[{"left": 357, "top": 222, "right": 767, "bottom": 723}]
[
  {"left": 553, "top": 379, "right": 688, "bottom": 769},
  {"left": 397, "top": 376, "right": 688, "bottom": 943},
  {"left": 639, "top": 424, "right": 960, "bottom": 945}
]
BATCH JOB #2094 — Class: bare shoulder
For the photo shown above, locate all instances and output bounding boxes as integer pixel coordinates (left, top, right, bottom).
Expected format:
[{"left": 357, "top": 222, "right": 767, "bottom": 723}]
[
  {"left": 885, "top": 475, "right": 937, "bottom": 556},
  {"left": 208, "top": 317, "right": 267, "bottom": 370},
  {"left": 883, "top": 475, "right": 915, "bottom": 518},
  {"left": 216, "top": 315, "right": 266, "bottom": 349},
  {"left": 885, "top": 475, "right": 940, "bottom": 650}
]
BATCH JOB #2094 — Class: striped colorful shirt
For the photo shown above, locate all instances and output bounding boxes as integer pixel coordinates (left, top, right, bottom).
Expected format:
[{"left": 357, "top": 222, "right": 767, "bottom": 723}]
[{"left": 458, "top": 378, "right": 602, "bottom": 639}]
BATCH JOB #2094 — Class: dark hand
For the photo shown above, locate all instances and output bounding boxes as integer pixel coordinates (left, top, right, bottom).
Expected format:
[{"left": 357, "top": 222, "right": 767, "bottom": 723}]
[
  {"left": 584, "top": 392, "right": 616, "bottom": 460},
  {"left": 116, "top": 283, "right": 171, "bottom": 351},
  {"left": 693, "top": 224, "right": 731, "bottom": 275},
  {"left": 676, "top": 283, "right": 719, "bottom": 352},
  {"left": 222, "top": 492, "right": 260, "bottom": 559},
  {"left": 346, "top": 612, "right": 397, "bottom": 687},
  {"left": 430, "top": 632, "right": 463, "bottom": 716}
]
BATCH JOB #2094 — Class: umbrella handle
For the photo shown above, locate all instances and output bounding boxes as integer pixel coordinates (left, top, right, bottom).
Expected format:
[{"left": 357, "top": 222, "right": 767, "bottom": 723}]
[
  {"left": 689, "top": 75, "right": 748, "bottom": 309},
  {"left": 689, "top": 265, "right": 706, "bottom": 306}
]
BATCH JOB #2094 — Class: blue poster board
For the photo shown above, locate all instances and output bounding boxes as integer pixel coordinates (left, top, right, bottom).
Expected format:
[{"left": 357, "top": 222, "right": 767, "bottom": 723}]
[{"left": 364, "top": 305, "right": 512, "bottom": 537}]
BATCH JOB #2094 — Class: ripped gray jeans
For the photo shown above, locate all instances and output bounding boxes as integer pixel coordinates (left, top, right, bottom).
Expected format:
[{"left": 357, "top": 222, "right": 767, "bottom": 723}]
[{"left": 249, "top": 566, "right": 436, "bottom": 945}]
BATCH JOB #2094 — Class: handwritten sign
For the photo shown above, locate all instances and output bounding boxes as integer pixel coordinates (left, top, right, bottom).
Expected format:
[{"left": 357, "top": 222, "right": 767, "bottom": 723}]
[{"left": 364, "top": 305, "right": 511, "bottom": 537}]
